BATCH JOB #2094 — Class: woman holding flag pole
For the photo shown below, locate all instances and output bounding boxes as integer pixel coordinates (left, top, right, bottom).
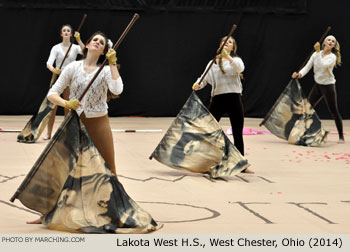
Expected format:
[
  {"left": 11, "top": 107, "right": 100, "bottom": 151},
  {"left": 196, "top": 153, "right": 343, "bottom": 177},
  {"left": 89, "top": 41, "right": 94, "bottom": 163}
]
[
  {"left": 17, "top": 14, "right": 160, "bottom": 233},
  {"left": 292, "top": 35, "right": 344, "bottom": 144},
  {"left": 25, "top": 31, "right": 122, "bottom": 225},
  {"left": 193, "top": 35, "right": 254, "bottom": 174},
  {"left": 43, "top": 24, "right": 85, "bottom": 140},
  {"left": 47, "top": 31, "right": 122, "bottom": 176}
]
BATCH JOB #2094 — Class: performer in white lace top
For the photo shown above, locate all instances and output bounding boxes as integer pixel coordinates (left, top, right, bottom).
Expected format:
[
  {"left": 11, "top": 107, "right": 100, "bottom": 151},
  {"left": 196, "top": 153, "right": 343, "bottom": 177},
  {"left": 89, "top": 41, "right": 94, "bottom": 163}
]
[
  {"left": 48, "top": 31, "right": 123, "bottom": 176},
  {"left": 193, "top": 36, "right": 253, "bottom": 173},
  {"left": 44, "top": 24, "right": 85, "bottom": 140},
  {"left": 292, "top": 35, "right": 344, "bottom": 143}
]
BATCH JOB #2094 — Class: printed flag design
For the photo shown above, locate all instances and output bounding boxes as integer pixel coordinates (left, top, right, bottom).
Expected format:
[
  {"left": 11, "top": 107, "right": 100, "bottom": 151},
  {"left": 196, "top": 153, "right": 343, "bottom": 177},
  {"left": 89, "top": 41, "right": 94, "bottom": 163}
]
[
  {"left": 13, "top": 111, "right": 161, "bottom": 233},
  {"left": 261, "top": 79, "right": 328, "bottom": 146},
  {"left": 150, "top": 92, "right": 249, "bottom": 178}
]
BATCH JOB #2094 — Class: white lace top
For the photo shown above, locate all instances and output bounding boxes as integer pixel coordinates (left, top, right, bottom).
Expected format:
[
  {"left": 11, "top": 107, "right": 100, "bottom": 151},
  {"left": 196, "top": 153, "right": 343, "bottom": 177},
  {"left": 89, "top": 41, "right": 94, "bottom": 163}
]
[
  {"left": 47, "top": 43, "right": 82, "bottom": 69},
  {"left": 48, "top": 61, "right": 123, "bottom": 118},
  {"left": 196, "top": 57, "right": 244, "bottom": 96},
  {"left": 299, "top": 51, "right": 337, "bottom": 85}
]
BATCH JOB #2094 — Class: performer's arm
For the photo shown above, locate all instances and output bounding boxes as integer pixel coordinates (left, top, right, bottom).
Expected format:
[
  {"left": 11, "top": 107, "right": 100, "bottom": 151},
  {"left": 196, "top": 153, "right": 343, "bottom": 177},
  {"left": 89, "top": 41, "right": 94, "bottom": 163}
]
[
  {"left": 47, "top": 94, "right": 68, "bottom": 108},
  {"left": 46, "top": 46, "right": 61, "bottom": 74},
  {"left": 292, "top": 52, "right": 316, "bottom": 79},
  {"left": 105, "top": 49, "right": 123, "bottom": 95},
  {"left": 227, "top": 56, "right": 244, "bottom": 74},
  {"left": 74, "top": 32, "right": 85, "bottom": 52},
  {"left": 298, "top": 52, "right": 316, "bottom": 78},
  {"left": 193, "top": 62, "right": 211, "bottom": 90},
  {"left": 47, "top": 63, "right": 79, "bottom": 109}
]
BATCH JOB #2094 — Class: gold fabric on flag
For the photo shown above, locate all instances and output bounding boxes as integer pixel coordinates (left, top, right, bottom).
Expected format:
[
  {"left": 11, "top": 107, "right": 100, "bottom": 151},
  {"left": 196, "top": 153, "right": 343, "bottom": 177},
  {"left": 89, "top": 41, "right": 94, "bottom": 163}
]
[
  {"left": 261, "top": 79, "right": 328, "bottom": 146},
  {"left": 150, "top": 92, "right": 249, "bottom": 178},
  {"left": 13, "top": 112, "right": 161, "bottom": 233}
]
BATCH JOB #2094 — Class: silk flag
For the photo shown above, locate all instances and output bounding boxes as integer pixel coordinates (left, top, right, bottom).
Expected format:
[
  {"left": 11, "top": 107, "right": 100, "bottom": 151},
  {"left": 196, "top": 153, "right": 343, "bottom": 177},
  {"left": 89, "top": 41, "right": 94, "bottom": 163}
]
[
  {"left": 150, "top": 92, "right": 249, "bottom": 178},
  {"left": 261, "top": 79, "right": 328, "bottom": 146},
  {"left": 12, "top": 111, "right": 161, "bottom": 233}
]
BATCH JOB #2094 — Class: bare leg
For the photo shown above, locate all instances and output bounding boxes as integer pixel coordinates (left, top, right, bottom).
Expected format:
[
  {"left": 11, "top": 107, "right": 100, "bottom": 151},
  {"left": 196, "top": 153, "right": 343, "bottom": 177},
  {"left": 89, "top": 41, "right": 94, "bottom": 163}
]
[
  {"left": 44, "top": 105, "right": 58, "bottom": 140},
  {"left": 80, "top": 114, "right": 117, "bottom": 177}
]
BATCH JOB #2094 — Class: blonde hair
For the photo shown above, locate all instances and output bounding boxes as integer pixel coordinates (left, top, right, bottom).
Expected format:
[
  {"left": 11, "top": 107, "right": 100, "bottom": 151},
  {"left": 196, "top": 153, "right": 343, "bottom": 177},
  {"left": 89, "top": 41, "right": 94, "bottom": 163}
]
[
  {"left": 218, "top": 36, "right": 243, "bottom": 78},
  {"left": 322, "top": 36, "right": 342, "bottom": 67}
]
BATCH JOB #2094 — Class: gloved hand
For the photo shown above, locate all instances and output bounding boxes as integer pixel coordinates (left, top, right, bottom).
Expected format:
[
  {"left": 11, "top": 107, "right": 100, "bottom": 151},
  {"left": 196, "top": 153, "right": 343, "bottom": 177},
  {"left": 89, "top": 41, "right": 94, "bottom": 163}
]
[
  {"left": 52, "top": 68, "right": 61, "bottom": 75},
  {"left": 220, "top": 48, "right": 229, "bottom": 58},
  {"left": 65, "top": 99, "right": 80, "bottom": 110},
  {"left": 74, "top": 31, "right": 81, "bottom": 42},
  {"left": 106, "top": 49, "right": 117, "bottom": 65},
  {"left": 192, "top": 82, "right": 200, "bottom": 90},
  {"left": 292, "top": 72, "right": 302, "bottom": 79},
  {"left": 314, "top": 42, "right": 320, "bottom": 53}
]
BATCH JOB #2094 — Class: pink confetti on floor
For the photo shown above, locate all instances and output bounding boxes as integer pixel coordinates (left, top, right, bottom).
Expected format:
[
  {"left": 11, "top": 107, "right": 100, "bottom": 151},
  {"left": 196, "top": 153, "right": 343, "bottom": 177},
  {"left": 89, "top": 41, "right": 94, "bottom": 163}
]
[{"left": 281, "top": 149, "right": 350, "bottom": 166}]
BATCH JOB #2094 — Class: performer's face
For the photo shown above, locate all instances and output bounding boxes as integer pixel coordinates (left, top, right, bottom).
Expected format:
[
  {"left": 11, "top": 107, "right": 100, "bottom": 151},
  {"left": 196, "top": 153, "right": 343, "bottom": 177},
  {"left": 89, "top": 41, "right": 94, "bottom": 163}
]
[
  {"left": 323, "top": 36, "right": 336, "bottom": 50},
  {"left": 87, "top": 35, "right": 106, "bottom": 55},
  {"left": 220, "top": 38, "right": 234, "bottom": 54},
  {"left": 61, "top": 26, "right": 72, "bottom": 38}
]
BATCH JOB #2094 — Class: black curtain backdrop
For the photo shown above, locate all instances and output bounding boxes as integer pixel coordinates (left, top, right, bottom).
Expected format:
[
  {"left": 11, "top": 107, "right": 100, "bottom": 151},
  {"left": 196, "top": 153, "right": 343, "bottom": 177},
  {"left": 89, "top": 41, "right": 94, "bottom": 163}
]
[{"left": 0, "top": 0, "right": 349, "bottom": 119}]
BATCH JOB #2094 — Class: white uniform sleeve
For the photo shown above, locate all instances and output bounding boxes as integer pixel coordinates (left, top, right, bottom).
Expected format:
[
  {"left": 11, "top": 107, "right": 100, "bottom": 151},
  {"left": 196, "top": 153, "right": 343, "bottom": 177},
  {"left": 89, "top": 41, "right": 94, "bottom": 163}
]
[
  {"left": 196, "top": 61, "right": 213, "bottom": 89},
  {"left": 299, "top": 52, "right": 316, "bottom": 77},
  {"left": 228, "top": 57, "right": 244, "bottom": 74},
  {"left": 46, "top": 46, "right": 57, "bottom": 66},
  {"left": 47, "top": 63, "right": 74, "bottom": 96},
  {"left": 103, "top": 66, "right": 124, "bottom": 95}
]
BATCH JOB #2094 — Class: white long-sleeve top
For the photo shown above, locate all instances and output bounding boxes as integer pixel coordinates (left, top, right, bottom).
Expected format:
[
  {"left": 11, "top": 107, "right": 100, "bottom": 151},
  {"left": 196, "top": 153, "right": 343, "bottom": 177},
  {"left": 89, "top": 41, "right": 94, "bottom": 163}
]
[
  {"left": 48, "top": 61, "right": 123, "bottom": 118},
  {"left": 299, "top": 50, "right": 337, "bottom": 84},
  {"left": 196, "top": 57, "right": 244, "bottom": 96},
  {"left": 47, "top": 43, "right": 82, "bottom": 69}
]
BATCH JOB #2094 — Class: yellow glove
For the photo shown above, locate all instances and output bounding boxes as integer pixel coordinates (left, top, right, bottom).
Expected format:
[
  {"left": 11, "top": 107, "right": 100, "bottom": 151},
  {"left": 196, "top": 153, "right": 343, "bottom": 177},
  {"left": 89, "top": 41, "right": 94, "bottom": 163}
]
[
  {"left": 220, "top": 48, "right": 229, "bottom": 58},
  {"left": 52, "top": 68, "right": 61, "bottom": 75},
  {"left": 65, "top": 99, "right": 80, "bottom": 110},
  {"left": 314, "top": 42, "right": 320, "bottom": 53},
  {"left": 74, "top": 31, "right": 81, "bottom": 42},
  {"left": 106, "top": 49, "right": 117, "bottom": 65},
  {"left": 192, "top": 82, "right": 199, "bottom": 90}
]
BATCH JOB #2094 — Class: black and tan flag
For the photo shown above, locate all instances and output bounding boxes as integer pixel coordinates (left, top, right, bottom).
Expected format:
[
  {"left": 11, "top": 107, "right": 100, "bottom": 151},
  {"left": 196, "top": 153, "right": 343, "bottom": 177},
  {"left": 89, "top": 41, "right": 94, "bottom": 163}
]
[
  {"left": 150, "top": 92, "right": 249, "bottom": 178},
  {"left": 260, "top": 79, "right": 328, "bottom": 146},
  {"left": 12, "top": 111, "right": 161, "bottom": 233}
]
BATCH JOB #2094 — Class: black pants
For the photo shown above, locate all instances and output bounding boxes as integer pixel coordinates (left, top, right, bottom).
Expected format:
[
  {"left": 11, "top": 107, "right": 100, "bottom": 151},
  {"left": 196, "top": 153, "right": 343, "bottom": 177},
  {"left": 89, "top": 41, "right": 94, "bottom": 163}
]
[
  {"left": 209, "top": 93, "right": 245, "bottom": 155},
  {"left": 308, "top": 83, "right": 344, "bottom": 139}
]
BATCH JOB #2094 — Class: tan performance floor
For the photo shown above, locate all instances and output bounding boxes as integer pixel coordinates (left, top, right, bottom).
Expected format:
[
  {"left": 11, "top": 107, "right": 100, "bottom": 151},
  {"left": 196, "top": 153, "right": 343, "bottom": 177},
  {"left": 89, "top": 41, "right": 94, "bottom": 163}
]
[{"left": 0, "top": 116, "right": 349, "bottom": 234}]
